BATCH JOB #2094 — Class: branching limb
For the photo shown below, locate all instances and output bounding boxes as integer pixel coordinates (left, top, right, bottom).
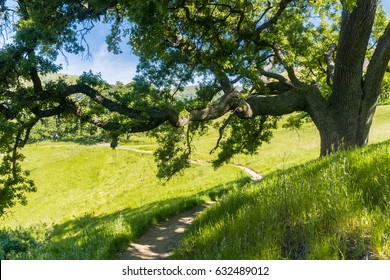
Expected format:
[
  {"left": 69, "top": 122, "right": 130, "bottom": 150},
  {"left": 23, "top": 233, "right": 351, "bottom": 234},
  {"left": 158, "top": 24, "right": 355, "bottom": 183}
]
[
  {"left": 235, "top": 85, "right": 317, "bottom": 119},
  {"left": 272, "top": 45, "right": 303, "bottom": 86},
  {"left": 187, "top": 90, "right": 240, "bottom": 124},
  {"left": 259, "top": 68, "right": 294, "bottom": 88},
  {"left": 210, "top": 112, "right": 235, "bottom": 154},
  {"left": 324, "top": 43, "right": 337, "bottom": 88},
  {"left": 65, "top": 84, "right": 150, "bottom": 121},
  {"left": 253, "top": 0, "right": 293, "bottom": 36},
  {"left": 30, "top": 67, "right": 44, "bottom": 93}
]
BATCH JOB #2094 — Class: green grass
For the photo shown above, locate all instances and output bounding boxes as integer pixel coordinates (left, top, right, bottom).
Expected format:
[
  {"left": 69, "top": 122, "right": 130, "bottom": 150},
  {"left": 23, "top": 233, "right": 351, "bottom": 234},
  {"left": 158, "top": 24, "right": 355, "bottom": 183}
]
[
  {"left": 9, "top": 142, "right": 245, "bottom": 226},
  {"left": 174, "top": 140, "right": 390, "bottom": 260},
  {"left": 1, "top": 142, "right": 246, "bottom": 259}
]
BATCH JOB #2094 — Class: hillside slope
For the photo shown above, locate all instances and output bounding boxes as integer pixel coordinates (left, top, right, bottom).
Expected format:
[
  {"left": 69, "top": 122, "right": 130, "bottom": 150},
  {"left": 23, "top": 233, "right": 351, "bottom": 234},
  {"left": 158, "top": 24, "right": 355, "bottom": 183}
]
[{"left": 174, "top": 140, "right": 390, "bottom": 260}]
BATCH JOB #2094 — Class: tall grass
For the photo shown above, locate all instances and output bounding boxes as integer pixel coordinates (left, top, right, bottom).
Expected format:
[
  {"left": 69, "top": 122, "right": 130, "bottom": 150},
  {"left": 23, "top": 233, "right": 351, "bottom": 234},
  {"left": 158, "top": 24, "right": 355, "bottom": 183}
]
[{"left": 174, "top": 140, "right": 390, "bottom": 260}]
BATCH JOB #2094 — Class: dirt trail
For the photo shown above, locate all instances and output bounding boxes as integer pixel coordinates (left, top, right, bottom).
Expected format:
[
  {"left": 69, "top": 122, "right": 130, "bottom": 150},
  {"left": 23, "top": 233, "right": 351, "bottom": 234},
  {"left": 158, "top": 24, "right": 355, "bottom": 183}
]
[
  {"left": 117, "top": 202, "right": 214, "bottom": 260},
  {"left": 110, "top": 145, "right": 263, "bottom": 181},
  {"left": 110, "top": 144, "right": 262, "bottom": 260}
]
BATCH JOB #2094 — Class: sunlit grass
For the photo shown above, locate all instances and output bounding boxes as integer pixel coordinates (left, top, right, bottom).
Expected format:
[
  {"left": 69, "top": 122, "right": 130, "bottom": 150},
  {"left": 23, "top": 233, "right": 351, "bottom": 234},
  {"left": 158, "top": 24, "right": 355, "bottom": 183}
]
[
  {"left": 1, "top": 142, "right": 246, "bottom": 259},
  {"left": 2, "top": 142, "right": 243, "bottom": 227}
]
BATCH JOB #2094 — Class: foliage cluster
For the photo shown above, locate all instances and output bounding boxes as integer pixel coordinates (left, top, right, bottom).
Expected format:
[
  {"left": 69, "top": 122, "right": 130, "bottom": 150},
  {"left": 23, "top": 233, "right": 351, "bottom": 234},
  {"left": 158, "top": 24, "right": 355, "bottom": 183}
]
[
  {"left": 0, "top": 227, "right": 42, "bottom": 260},
  {"left": 0, "top": 120, "right": 36, "bottom": 217}
]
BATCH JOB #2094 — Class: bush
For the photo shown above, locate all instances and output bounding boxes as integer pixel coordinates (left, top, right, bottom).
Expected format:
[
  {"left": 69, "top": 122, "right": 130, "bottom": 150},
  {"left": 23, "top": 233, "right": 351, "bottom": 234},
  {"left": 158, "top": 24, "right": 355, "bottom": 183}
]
[{"left": 0, "top": 228, "right": 41, "bottom": 260}]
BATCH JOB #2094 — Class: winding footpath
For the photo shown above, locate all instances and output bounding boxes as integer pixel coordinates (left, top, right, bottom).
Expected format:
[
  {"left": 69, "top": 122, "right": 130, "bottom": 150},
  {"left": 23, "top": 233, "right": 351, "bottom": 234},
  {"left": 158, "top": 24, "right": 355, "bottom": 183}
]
[
  {"left": 112, "top": 144, "right": 263, "bottom": 260},
  {"left": 116, "top": 145, "right": 263, "bottom": 181},
  {"left": 117, "top": 202, "right": 215, "bottom": 260}
]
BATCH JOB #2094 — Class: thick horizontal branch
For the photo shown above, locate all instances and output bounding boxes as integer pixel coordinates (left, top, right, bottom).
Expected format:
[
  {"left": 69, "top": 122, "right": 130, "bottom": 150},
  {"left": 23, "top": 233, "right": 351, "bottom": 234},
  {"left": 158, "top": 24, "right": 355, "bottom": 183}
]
[
  {"left": 78, "top": 115, "right": 122, "bottom": 131},
  {"left": 5, "top": 76, "right": 322, "bottom": 139},
  {"left": 77, "top": 113, "right": 168, "bottom": 134},
  {"left": 65, "top": 84, "right": 147, "bottom": 121},
  {"left": 63, "top": 84, "right": 182, "bottom": 127},
  {"left": 187, "top": 90, "right": 240, "bottom": 123},
  {"left": 259, "top": 68, "right": 292, "bottom": 86},
  {"left": 30, "top": 105, "right": 68, "bottom": 118},
  {"left": 65, "top": 81, "right": 316, "bottom": 133},
  {"left": 265, "top": 81, "right": 293, "bottom": 94},
  {"left": 234, "top": 84, "right": 333, "bottom": 149},
  {"left": 235, "top": 86, "right": 311, "bottom": 119}
]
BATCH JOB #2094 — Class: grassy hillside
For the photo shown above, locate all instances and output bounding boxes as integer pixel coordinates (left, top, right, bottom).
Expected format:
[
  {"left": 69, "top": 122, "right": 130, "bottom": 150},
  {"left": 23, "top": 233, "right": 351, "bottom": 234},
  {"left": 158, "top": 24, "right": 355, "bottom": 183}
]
[
  {"left": 1, "top": 142, "right": 246, "bottom": 259},
  {"left": 1, "top": 106, "right": 389, "bottom": 260},
  {"left": 174, "top": 140, "right": 390, "bottom": 260},
  {"left": 15, "top": 143, "right": 247, "bottom": 226}
]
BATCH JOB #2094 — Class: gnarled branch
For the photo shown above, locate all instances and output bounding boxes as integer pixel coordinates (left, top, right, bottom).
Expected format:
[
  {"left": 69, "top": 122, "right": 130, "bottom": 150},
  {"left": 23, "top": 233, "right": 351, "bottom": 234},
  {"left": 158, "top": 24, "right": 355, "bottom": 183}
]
[
  {"left": 235, "top": 87, "right": 310, "bottom": 119},
  {"left": 273, "top": 46, "right": 303, "bottom": 87}
]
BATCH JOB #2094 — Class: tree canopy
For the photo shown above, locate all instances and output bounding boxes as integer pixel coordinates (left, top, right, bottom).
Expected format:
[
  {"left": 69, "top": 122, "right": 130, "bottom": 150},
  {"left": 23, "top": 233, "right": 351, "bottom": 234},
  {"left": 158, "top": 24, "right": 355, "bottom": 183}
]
[{"left": 1, "top": 0, "right": 390, "bottom": 216}]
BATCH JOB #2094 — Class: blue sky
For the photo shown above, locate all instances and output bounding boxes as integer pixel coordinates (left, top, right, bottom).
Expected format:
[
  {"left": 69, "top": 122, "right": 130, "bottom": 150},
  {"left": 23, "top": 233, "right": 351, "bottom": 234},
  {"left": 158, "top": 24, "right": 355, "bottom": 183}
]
[
  {"left": 58, "top": 2, "right": 390, "bottom": 84},
  {"left": 56, "top": 22, "right": 139, "bottom": 84}
]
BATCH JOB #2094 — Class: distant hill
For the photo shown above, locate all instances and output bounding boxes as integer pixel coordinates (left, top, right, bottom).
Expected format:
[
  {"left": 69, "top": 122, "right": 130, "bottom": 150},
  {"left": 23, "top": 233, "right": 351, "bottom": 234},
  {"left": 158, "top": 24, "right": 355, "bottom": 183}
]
[
  {"left": 174, "top": 85, "right": 199, "bottom": 100},
  {"left": 33, "top": 74, "right": 233, "bottom": 102},
  {"left": 22, "top": 73, "right": 79, "bottom": 87},
  {"left": 39, "top": 73, "right": 79, "bottom": 84}
]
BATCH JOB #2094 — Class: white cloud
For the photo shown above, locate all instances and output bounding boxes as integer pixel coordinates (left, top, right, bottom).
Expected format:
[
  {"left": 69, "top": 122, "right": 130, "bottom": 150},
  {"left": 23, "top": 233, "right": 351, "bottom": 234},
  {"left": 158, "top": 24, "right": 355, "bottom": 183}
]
[
  {"left": 55, "top": 21, "right": 139, "bottom": 85},
  {"left": 91, "top": 44, "right": 139, "bottom": 84},
  {"left": 57, "top": 45, "right": 138, "bottom": 84}
]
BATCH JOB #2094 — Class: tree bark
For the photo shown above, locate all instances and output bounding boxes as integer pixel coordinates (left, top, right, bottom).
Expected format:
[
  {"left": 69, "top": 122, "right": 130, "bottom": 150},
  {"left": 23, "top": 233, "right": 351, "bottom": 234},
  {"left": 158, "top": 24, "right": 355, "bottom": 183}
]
[{"left": 327, "top": 0, "right": 377, "bottom": 149}]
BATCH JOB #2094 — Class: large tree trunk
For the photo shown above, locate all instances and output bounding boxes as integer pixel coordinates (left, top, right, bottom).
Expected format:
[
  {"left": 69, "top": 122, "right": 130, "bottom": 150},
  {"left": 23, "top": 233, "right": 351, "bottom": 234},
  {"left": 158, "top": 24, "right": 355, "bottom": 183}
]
[
  {"left": 317, "top": 103, "right": 374, "bottom": 156},
  {"left": 315, "top": 0, "right": 379, "bottom": 155}
]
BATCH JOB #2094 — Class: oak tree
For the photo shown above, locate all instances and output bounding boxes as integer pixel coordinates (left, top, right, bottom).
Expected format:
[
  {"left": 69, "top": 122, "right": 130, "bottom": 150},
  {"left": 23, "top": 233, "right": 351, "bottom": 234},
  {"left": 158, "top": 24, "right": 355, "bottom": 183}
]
[{"left": 1, "top": 0, "right": 390, "bottom": 215}]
